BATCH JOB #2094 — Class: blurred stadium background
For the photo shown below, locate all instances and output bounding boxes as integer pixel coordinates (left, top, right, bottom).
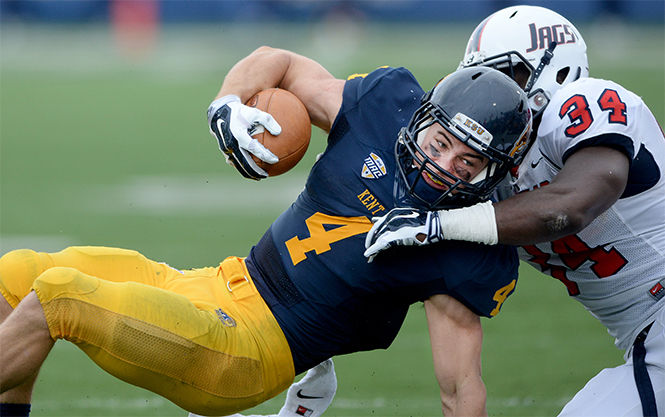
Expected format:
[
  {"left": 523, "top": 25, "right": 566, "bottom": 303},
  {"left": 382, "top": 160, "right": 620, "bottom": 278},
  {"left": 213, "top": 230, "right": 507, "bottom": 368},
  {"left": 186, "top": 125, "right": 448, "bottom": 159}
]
[{"left": 1, "top": 0, "right": 663, "bottom": 416}]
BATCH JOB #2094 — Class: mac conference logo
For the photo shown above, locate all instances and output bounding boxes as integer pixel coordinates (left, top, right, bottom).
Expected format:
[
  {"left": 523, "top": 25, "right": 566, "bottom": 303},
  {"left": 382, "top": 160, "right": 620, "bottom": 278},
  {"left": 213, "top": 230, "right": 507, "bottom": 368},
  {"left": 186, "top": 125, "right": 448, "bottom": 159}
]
[{"left": 361, "top": 153, "right": 386, "bottom": 179}]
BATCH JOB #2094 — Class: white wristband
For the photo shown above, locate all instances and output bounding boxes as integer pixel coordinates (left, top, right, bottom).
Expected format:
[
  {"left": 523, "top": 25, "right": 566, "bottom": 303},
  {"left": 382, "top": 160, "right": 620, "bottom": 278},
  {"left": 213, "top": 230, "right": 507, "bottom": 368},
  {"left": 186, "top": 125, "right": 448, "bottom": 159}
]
[{"left": 438, "top": 200, "right": 499, "bottom": 245}]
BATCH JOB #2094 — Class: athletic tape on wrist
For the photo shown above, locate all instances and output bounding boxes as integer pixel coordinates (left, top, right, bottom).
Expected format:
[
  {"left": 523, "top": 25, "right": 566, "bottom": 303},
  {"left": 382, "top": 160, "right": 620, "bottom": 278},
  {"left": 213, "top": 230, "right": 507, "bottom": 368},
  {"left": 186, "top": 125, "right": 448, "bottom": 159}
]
[{"left": 438, "top": 200, "right": 498, "bottom": 245}]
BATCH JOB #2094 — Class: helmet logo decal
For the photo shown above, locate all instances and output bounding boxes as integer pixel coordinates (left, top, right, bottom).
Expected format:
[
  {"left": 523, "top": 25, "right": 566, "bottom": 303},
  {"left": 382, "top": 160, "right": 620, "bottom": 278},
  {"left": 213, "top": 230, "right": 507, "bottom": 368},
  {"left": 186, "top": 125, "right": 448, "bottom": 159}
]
[
  {"left": 452, "top": 113, "right": 493, "bottom": 148},
  {"left": 509, "top": 109, "right": 533, "bottom": 159},
  {"left": 509, "top": 130, "right": 530, "bottom": 158},
  {"left": 361, "top": 152, "right": 387, "bottom": 179},
  {"left": 526, "top": 22, "right": 577, "bottom": 53}
]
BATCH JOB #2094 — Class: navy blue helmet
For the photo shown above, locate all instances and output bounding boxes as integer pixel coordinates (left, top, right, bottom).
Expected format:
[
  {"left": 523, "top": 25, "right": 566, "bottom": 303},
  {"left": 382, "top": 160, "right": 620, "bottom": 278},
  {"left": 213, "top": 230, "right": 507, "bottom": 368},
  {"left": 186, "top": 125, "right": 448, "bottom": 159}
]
[{"left": 395, "top": 66, "right": 533, "bottom": 210}]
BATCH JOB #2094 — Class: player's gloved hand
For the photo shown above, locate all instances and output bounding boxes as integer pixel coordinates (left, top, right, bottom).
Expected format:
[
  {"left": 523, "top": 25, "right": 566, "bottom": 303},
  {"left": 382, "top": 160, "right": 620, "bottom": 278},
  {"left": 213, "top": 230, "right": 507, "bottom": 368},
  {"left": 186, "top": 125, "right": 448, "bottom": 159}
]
[
  {"left": 207, "top": 94, "right": 281, "bottom": 180},
  {"left": 364, "top": 208, "right": 443, "bottom": 262}
]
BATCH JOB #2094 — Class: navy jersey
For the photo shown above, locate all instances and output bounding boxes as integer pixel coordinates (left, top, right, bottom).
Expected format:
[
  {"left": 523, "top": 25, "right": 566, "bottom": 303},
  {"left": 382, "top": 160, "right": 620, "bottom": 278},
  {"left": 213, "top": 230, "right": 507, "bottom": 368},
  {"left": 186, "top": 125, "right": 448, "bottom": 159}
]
[{"left": 246, "top": 67, "right": 519, "bottom": 373}]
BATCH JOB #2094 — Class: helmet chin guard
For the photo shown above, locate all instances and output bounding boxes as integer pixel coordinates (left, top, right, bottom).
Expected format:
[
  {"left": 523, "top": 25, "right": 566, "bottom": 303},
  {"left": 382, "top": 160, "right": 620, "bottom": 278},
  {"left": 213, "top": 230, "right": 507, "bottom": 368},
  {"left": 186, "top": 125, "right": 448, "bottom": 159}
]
[
  {"left": 460, "top": 5, "right": 589, "bottom": 118},
  {"left": 395, "top": 67, "right": 532, "bottom": 210}
]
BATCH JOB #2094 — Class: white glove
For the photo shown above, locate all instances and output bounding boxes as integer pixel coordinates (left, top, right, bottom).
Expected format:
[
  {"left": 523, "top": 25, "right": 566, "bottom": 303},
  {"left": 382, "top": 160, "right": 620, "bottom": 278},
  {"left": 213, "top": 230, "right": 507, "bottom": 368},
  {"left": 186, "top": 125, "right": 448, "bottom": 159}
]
[
  {"left": 207, "top": 94, "right": 281, "bottom": 180},
  {"left": 364, "top": 208, "right": 443, "bottom": 262}
]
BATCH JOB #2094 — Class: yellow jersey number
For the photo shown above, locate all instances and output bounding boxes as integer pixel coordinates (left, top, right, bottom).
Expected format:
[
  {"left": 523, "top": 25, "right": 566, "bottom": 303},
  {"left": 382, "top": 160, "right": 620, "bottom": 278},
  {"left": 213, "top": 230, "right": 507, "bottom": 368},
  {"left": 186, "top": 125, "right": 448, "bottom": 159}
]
[
  {"left": 285, "top": 212, "right": 373, "bottom": 266},
  {"left": 490, "top": 279, "right": 516, "bottom": 317},
  {"left": 285, "top": 212, "right": 515, "bottom": 317}
]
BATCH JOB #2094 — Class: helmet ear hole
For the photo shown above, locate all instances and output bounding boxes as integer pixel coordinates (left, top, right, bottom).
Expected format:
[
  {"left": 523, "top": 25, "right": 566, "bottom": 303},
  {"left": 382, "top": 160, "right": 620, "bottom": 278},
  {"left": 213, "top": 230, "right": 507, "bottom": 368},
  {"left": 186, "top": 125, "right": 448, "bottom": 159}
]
[{"left": 556, "top": 67, "right": 570, "bottom": 84}]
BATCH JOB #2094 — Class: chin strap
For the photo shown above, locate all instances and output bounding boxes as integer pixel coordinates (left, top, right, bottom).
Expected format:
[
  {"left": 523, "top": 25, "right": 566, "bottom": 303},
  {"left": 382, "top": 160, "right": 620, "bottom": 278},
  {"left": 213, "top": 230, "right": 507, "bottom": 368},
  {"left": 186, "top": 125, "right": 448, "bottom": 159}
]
[{"left": 525, "top": 41, "right": 557, "bottom": 94}]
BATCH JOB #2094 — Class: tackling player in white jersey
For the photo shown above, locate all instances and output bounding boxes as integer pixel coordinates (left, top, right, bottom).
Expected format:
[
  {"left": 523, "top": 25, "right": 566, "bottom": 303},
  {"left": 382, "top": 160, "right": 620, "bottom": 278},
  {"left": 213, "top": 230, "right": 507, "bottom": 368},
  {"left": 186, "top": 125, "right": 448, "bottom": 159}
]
[
  {"left": 515, "top": 76, "right": 664, "bottom": 356},
  {"left": 364, "top": 5, "right": 664, "bottom": 417}
]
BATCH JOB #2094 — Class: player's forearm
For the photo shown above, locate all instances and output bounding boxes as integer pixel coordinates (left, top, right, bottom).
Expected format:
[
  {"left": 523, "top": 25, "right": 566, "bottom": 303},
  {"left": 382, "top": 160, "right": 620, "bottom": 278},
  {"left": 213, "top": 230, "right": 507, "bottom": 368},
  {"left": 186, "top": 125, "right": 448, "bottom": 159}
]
[
  {"left": 426, "top": 295, "right": 486, "bottom": 417},
  {"left": 433, "top": 185, "right": 587, "bottom": 246},
  {"left": 214, "top": 46, "right": 342, "bottom": 133},
  {"left": 493, "top": 186, "right": 587, "bottom": 245},
  {"left": 495, "top": 145, "right": 630, "bottom": 245},
  {"left": 435, "top": 147, "right": 629, "bottom": 246},
  {"left": 440, "top": 377, "right": 487, "bottom": 417},
  {"left": 215, "top": 46, "right": 292, "bottom": 103},
  {"left": 437, "top": 179, "right": 608, "bottom": 246}
]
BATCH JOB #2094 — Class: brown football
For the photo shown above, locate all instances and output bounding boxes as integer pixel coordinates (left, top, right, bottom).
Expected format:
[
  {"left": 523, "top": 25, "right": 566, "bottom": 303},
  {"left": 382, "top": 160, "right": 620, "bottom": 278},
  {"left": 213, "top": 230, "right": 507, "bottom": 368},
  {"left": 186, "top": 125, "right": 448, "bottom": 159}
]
[{"left": 245, "top": 88, "right": 311, "bottom": 176}]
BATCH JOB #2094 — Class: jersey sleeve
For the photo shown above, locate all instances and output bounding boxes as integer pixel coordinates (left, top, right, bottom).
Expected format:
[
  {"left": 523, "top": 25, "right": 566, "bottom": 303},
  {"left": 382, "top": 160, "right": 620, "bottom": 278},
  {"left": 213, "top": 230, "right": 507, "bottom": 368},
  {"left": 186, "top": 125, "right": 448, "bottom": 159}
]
[
  {"left": 329, "top": 66, "right": 424, "bottom": 148},
  {"left": 440, "top": 242, "right": 519, "bottom": 318},
  {"left": 391, "top": 241, "right": 520, "bottom": 318},
  {"left": 537, "top": 78, "right": 644, "bottom": 167}
]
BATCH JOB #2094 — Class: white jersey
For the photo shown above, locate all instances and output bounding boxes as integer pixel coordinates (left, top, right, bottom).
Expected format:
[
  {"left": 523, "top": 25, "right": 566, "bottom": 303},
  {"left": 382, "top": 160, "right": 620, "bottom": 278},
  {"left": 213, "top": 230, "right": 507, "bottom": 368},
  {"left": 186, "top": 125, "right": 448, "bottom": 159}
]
[{"left": 513, "top": 77, "right": 665, "bottom": 353}]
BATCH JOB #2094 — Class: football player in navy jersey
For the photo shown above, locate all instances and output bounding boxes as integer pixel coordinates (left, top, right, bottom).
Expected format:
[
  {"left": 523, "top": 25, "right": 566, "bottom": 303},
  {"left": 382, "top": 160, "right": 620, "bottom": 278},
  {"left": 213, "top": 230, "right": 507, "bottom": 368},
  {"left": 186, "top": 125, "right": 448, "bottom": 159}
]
[
  {"left": 0, "top": 47, "right": 531, "bottom": 417},
  {"left": 365, "top": 5, "right": 665, "bottom": 417}
]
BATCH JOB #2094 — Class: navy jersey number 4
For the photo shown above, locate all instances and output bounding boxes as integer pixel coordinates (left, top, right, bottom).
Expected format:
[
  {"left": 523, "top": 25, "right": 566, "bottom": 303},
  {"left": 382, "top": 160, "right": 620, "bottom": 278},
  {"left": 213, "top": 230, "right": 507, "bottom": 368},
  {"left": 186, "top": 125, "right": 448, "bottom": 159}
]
[{"left": 248, "top": 67, "right": 520, "bottom": 372}]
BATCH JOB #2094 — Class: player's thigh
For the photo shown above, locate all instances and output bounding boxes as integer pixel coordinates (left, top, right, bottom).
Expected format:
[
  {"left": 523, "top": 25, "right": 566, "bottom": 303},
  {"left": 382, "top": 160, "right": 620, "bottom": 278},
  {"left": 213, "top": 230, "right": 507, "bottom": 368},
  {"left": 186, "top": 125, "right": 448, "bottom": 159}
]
[
  {"left": 0, "top": 246, "right": 177, "bottom": 307},
  {"left": 32, "top": 266, "right": 269, "bottom": 414},
  {"left": 48, "top": 246, "right": 176, "bottom": 285},
  {"left": 4, "top": 252, "right": 294, "bottom": 414}
]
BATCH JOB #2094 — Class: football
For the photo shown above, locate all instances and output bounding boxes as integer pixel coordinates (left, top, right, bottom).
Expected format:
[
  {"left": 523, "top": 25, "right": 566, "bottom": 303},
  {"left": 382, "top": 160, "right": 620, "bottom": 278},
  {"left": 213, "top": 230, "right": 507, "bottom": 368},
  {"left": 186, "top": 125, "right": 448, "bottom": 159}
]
[{"left": 245, "top": 88, "right": 311, "bottom": 176}]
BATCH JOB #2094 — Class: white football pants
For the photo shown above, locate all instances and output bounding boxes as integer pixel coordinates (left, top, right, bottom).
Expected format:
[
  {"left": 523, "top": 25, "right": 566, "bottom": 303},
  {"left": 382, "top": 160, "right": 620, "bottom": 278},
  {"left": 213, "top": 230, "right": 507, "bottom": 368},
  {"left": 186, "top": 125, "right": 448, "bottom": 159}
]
[{"left": 558, "top": 305, "right": 664, "bottom": 417}]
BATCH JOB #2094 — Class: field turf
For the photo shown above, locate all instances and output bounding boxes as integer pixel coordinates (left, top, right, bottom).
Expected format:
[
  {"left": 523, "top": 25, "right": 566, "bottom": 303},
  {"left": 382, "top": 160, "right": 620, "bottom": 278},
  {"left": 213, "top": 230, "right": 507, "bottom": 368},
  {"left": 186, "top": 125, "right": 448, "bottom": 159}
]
[{"left": 1, "top": 21, "right": 663, "bottom": 417}]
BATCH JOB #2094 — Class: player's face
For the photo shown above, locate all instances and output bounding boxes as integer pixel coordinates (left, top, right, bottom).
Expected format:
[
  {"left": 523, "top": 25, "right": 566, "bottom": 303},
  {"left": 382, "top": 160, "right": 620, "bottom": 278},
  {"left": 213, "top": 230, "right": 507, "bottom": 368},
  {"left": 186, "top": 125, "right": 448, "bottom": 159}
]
[
  {"left": 497, "top": 62, "right": 530, "bottom": 90},
  {"left": 417, "top": 123, "right": 489, "bottom": 190}
]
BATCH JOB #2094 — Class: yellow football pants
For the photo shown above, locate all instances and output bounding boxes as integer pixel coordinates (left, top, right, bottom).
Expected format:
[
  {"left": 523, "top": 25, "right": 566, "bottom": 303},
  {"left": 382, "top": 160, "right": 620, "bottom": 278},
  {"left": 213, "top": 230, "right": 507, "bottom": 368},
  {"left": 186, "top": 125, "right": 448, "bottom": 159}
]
[{"left": 0, "top": 246, "right": 295, "bottom": 415}]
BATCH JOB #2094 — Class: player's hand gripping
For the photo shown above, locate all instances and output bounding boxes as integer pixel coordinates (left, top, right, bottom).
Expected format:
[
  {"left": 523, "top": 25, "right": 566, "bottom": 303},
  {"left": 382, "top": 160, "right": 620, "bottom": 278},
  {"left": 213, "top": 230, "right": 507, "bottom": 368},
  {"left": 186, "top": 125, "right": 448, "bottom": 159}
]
[
  {"left": 207, "top": 94, "right": 281, "bottom": 180},
  {"left": 364, "top": 208, "right": 443, "bottom": 261}
]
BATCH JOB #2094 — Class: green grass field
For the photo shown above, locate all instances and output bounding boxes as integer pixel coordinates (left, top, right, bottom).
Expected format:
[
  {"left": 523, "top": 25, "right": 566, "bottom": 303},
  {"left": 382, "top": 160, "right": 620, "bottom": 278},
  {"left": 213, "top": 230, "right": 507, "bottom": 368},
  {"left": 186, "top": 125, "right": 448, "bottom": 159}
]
[{"left": 1, "top": 20, "right": 663, "bottom": 417}]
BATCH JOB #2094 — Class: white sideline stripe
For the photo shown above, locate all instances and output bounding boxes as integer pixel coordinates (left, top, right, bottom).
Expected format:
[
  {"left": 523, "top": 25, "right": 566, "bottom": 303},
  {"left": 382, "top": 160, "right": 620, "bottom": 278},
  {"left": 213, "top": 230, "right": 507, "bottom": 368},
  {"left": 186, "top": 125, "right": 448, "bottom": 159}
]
[
  {"left": 0, "top": 235, "right": 77, "bottom": 255},
  {"left": 488, "top": 395, "right": 570, "bottom": 407},
  {"left": 332, "top": 396, "right": 568, "bottom": 409},
  {"left": 37, "top": 396, "right": 169, "bottom": 411},
  {"left": 87, "top": 174, "right": 306, "bottom": 214},
  {"left": 35, "top": 395, "right": 569, "bottom": 412}
]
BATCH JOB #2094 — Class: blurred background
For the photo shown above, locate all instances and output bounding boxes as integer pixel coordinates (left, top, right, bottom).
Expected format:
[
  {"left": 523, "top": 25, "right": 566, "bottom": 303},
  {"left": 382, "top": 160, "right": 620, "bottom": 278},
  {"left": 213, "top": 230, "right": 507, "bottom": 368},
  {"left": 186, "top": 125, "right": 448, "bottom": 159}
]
[
  {"left": 2, "top": 0, "right": 664, "bottom": 23},
  {"left": 1, "top": 1, "right": 663, "bottom": 416}
]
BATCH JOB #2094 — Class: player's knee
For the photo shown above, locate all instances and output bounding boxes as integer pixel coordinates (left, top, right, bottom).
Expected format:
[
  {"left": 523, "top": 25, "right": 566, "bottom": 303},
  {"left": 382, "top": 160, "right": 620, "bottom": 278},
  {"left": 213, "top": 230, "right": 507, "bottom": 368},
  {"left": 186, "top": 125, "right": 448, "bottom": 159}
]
[
  {"left": 0, "top": 249, "right": 53, "bottom": 308},
  {"left": 31, "top": 267, "right": 101, "bottom": 340},
  {"left": 32, "top": 267, "right": 99, "bottom": 303}
]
